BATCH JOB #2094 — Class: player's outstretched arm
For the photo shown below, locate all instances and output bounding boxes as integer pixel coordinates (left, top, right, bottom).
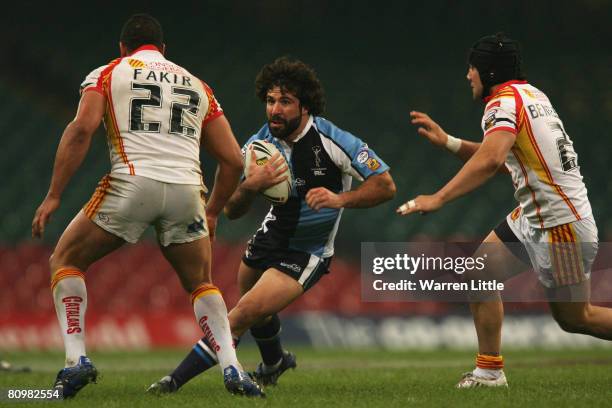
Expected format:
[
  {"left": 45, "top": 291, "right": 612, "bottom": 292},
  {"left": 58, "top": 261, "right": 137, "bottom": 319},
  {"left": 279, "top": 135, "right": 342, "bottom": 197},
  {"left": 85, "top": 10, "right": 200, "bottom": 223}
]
[
  {"left": 201, "top": 115, "right": 244, "bottom": 238},
  {"left": 410, "top": 111, "right": 480, "bottom": 162},
  {"left": 397, "top": 130, "right": 515, "bottom": 216},
  {"left": 31, "top": 91, "right": 105, "bottom": 238},
  {"left": 306, "top": 171, "right": 396, "bottom": 211},
  {"left": 224, "top": 149, "right": 288, "bottom": 220}
]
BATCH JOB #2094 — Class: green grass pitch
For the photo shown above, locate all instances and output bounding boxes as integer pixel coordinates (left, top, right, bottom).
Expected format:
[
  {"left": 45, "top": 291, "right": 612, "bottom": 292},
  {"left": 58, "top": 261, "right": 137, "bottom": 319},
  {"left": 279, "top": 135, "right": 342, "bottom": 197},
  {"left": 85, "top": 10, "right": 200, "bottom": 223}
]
[{"left": 1, "top": 347, "right": 611, "bottom": 407}]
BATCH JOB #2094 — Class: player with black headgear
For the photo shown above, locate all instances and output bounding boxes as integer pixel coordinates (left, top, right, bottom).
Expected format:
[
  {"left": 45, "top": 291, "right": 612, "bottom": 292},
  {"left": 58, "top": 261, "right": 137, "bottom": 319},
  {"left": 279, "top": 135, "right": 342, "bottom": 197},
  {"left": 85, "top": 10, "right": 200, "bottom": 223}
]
[{"left": 399, "top": 32, "right": 611, "bottom": 388}]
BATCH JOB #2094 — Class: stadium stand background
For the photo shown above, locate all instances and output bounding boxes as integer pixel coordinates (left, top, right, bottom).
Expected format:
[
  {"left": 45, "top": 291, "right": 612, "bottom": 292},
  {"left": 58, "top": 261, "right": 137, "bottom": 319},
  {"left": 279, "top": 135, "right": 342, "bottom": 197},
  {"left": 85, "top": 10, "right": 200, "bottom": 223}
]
[{"left": 1, "top": 1, "right": 610, "bottom": 349}]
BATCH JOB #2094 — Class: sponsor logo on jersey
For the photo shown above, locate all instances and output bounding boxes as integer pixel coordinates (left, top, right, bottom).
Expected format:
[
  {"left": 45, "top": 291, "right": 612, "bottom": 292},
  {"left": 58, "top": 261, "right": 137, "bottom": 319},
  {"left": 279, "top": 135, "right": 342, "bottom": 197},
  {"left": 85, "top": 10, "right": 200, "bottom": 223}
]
[
  {"left": 484, "top": 109, "right": 497, "bottom": 130},
  {"left": 311, "top": 145, "right": 327, "bottom": 175},
  {"left": 366, "top": 158, "right": 380, "bottom": 170},
  {"left": 357, "top": 150, "right": 370, "bottom": 164},
  {"left": 312, "top": 146, "right": 323, "bottom": 168},
  {"left": 524, "top": 89, "right": 548, "bottom": 101},
  {"left": 127, "top": 59, "right": 146, "bottom": 68},
  {"left": 295, "top": 178, "right": 306, "bottom": 187}
]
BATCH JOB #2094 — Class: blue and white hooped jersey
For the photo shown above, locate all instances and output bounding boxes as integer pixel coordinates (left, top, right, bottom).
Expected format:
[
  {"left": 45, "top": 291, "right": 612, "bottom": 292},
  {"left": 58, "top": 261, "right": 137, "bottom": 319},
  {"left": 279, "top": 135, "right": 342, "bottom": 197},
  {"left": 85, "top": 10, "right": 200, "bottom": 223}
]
[{"left": 243, "top": 116, "right": 389, "bottom": 258}]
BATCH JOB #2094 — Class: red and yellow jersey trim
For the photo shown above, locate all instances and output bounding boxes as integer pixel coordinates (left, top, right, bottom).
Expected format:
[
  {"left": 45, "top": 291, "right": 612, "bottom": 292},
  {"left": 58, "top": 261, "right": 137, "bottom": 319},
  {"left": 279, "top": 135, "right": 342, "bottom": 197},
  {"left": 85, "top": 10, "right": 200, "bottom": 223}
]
[
  {"left": 511, "top": 148, "right": 545, "bottom": 228},
  {"left": 201, "top": 81, "right": 224, "bottom": 126},
  {"left": 484, "top": 126, "right": 517, "bottom": 137},
  {"left": 101, "top": 59, "right": 135, "bottom": 175},
  {"left": 483, "top": 80, "right": 528, "bottom": 103}
]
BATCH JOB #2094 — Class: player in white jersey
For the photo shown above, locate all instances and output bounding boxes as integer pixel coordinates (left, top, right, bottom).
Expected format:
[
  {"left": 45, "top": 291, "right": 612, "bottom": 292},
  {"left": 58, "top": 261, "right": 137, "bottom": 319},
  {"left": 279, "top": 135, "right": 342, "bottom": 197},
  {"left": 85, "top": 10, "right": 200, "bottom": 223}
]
[
  {"left": 31, "top": 14, "right": 263, "bottom": 398},
  {"left": 398, "top": 33, "right": 612, "bottom": 387}
]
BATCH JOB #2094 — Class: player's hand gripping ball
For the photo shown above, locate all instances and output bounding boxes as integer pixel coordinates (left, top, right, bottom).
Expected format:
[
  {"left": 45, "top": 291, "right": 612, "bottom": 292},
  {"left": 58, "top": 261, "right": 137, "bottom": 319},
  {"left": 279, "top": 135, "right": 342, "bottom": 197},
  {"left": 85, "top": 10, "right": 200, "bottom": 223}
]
[{"left": 244, "top": 140, "right": 292, "bottom": 204}]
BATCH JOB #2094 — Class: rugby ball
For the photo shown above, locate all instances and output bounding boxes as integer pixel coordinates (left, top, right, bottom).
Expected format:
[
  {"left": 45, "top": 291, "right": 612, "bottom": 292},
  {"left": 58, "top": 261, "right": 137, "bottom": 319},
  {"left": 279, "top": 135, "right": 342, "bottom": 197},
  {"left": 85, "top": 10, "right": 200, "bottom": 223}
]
[{"left": 244, "top": 140, "right": 292, "bottom": 204}]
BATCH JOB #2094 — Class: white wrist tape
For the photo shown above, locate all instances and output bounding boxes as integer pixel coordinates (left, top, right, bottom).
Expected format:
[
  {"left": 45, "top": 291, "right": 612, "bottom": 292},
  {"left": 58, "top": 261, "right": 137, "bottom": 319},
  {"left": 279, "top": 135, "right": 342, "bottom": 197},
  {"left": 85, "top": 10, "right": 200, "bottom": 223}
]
[{"left": 445, "top": 134, "right": 462, "bottom": 153}]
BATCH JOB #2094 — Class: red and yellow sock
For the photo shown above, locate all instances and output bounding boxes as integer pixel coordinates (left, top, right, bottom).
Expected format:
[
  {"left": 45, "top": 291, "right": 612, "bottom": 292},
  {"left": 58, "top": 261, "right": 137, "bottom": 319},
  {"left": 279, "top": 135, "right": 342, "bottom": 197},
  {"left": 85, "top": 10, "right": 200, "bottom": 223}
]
[
  {"left": 476, "top": 353, "right": 504, "bottom": 370},
  {"left": 190, "top": 283, "right": 221, "bottom": 305},
  {"left": 51, "top": 267, "right": 85, "bottom": 291},
  {"left": 51, "top": 267, "right": 87, "bottom": 367}
]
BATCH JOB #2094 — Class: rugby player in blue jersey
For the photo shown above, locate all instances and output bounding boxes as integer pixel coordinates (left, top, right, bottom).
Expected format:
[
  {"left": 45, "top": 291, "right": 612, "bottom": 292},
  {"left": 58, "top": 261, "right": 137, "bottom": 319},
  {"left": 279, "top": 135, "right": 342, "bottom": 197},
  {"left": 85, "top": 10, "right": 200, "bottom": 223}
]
[{"left": 148, "top": 57, "right": 396, "bottom": 394}]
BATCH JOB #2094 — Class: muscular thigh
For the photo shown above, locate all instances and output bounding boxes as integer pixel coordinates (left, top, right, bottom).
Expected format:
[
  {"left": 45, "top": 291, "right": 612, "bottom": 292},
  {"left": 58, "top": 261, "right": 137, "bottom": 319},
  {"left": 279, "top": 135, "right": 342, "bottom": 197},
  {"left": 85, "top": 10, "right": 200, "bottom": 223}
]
[
  {"left": 238, "top": 268, "right": 304, "bottom": 317},
  {"left": 467, "top": 228, "right": 529, "bottom": 282},
  {"left": 159, "top": 237, "right": 211, "bottom": 292},
  {"left": 237, "top": 261, "right": 263, "bottom": 296},
  {"left": 52, "top": 211, "right": 125, "bottom": 271}
]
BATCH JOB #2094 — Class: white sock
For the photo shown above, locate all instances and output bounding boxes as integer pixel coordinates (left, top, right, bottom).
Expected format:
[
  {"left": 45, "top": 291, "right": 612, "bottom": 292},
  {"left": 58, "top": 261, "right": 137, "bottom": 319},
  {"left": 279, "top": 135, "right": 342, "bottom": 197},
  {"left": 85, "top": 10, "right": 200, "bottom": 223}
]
[
  {"left": 51, "top": 268, "right": 87, "bottom": 367},
  {"left": 191, "top": 284, "right": 240, "bottom": 371},
  {"left": 473, "top": 367, "right": 502, "bottom": 379}
]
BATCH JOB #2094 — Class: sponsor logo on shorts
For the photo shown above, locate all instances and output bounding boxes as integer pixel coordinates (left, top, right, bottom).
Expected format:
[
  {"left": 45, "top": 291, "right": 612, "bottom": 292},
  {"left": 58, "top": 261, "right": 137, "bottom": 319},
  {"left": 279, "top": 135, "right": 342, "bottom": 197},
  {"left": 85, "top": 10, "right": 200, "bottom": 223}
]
[
  {"left": 280, "top": 262, "right": 302, "bottom": 273},
  {"left": 98, "top": 213, "right": 109, "bottom": 223},
  {"left": 187, "top": 218, "right": 205, "bottom": 233}
]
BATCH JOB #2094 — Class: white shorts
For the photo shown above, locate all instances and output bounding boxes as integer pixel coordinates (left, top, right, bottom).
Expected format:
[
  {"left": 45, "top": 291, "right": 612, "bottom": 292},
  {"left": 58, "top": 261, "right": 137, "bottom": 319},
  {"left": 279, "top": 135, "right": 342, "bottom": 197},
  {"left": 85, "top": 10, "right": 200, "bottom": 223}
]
[
  {"left": 83, "top": 173, "right": 208, "bottom": 246},
  {"left": 506, "top": 208, "right": 599, "bottom": 288}
]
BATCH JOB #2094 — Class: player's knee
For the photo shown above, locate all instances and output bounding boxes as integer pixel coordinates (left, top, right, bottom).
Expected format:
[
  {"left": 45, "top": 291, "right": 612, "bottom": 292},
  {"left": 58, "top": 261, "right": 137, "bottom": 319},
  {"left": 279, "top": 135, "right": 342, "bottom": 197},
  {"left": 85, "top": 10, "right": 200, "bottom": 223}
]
[
  {"left": 181, "top": 275, "right": 213, "bottom": 293},
  {"left": 233, "top": 299, "right": 265, "bottom": 328},
  {"left": 553, "top": 311, "right": 590, "bottom": 334},
  {"left": 48, "top": 251, "right": 64, "bottom": 273},
  {"left": 48, "top": 253, "right": 55, "bottom": 272}
]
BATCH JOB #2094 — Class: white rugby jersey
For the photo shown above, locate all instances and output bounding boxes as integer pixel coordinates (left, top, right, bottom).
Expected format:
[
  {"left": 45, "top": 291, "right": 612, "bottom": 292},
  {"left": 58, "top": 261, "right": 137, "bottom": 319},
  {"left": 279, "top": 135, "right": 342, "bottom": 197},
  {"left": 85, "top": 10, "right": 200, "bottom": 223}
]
[
  {"left": 80, "top": 45, "right": 223, "bottom": 185},
  {"left": 482, "top": 80, "right": 592, "bottom": 228}
]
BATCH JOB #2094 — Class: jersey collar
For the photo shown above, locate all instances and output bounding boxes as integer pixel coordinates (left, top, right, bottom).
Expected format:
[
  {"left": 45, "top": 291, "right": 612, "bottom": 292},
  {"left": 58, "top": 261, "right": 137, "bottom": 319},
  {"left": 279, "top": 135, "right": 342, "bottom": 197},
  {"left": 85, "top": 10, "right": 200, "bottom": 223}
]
[
  {"left": 127, "top": 44, "right": 162, "bottom": 56},
  {"left": 276, "top": 115, "right": 313, "bottom": 146},
  {"left": 291, "top": 115, "right": 314, "bottom": 143},
  {"left": 483, "top": 80, "right": 528, "bottom": 103}
]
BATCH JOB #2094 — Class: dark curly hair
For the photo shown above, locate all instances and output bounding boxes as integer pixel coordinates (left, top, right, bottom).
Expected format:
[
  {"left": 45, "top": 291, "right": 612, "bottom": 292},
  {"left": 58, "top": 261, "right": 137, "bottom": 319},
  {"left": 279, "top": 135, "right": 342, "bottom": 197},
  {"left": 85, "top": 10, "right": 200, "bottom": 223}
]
[
  {"left": 255, "top": 57, "right": 326, "bottom": 116},
  {"left": 120, "top": 14, "right": 164, "bottom": 53}
]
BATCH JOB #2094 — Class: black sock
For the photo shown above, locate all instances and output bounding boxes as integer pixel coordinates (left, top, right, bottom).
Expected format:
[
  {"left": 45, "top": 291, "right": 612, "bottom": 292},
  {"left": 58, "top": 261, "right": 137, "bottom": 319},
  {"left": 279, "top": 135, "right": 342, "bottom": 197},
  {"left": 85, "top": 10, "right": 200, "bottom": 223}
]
[
  {"left": 250, "top": 314, "right": 283, "bottom": 366},
  {"left": 171, "top": 337, "right": 218, "bottom": 389}
]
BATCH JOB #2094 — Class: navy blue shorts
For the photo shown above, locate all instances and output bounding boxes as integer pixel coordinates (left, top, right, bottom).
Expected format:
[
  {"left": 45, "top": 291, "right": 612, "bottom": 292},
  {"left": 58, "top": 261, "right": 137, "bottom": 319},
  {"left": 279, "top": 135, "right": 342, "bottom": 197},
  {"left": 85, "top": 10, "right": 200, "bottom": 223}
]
[{"left": 242, "top": 242, "right": 332, "bottom": 291}]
